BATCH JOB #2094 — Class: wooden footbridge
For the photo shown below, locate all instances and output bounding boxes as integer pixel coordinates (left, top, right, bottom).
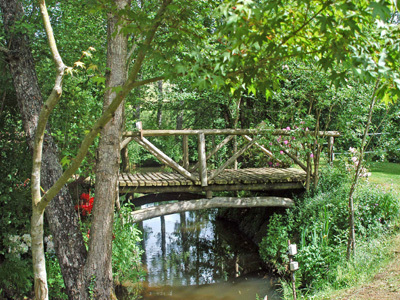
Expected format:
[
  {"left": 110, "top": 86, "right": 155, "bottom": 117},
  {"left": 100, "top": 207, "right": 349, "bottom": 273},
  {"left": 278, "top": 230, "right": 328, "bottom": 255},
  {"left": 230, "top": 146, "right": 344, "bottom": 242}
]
[{"left": 119, "top": 124, "right": 339, "bottom": 203}]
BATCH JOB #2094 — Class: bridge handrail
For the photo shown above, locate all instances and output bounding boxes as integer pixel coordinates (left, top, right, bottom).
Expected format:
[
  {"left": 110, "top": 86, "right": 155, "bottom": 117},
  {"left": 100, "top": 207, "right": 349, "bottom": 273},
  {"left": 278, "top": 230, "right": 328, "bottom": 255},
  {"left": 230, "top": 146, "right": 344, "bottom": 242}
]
[
  {"left": 121, "top": 126, "right": 339, "bottom": 192},
  {"left": 123, "top": 128, "right": 340, "bottom": 138}
]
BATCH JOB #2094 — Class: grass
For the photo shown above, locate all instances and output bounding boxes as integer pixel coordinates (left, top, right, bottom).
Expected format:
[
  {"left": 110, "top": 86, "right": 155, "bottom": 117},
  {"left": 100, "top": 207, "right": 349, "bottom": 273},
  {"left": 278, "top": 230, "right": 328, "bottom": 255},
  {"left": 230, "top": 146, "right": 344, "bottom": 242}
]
[
  {"left": 313, "top": 233, "right": 400, "bottom": 300},
  {"left": 309, "top": 161, "right": 400, "bottom": 300},
  {"left": 368, "top": 161, "right": 400, "bottom": 192}
]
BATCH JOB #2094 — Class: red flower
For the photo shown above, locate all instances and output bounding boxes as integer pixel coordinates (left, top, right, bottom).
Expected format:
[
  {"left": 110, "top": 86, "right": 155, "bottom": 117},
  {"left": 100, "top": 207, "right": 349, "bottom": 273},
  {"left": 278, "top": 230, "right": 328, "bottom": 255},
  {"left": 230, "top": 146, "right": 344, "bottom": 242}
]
[
  {"left": 75, "top": 193, "right": 94, "bottom": 216},
  {"left": 80, "top": 193, "right": 91, "bottom": 203}
]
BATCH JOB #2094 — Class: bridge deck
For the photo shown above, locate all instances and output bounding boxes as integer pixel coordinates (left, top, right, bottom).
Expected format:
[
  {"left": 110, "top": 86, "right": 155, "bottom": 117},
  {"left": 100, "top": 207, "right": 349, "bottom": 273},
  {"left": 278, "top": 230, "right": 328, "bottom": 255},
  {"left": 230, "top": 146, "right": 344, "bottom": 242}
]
[{"left": 119, "top": 167, "right": 306, "bottom": 194}]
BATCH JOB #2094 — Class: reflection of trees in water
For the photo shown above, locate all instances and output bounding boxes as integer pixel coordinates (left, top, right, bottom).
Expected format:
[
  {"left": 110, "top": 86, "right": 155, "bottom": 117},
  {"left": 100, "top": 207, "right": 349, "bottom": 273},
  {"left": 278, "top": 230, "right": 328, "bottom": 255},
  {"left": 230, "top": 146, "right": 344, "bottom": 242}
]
[
  {"left": 141, "top": 208, "right": 262, "bottom": 288},
  {"left": 140, "top": 208, "right": 280, "bottom": 300},
  {"left": 164, "top": 209, "right": 238, "bottom": 286}
]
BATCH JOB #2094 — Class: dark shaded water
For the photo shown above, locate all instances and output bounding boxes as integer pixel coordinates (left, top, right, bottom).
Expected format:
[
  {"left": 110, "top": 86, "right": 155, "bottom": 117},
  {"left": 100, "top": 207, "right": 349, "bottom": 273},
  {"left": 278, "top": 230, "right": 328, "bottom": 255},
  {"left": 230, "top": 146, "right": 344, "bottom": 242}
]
[{"left": 140, "top": 209, "right": 281, "bottom": 300}]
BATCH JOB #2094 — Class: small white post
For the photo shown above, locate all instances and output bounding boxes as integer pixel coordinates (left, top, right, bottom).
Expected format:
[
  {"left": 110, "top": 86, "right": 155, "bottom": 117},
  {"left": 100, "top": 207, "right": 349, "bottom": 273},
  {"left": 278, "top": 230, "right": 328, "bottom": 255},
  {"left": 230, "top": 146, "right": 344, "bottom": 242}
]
[{"left": 288, "top": 240, "right": 298, "bottom": 300}]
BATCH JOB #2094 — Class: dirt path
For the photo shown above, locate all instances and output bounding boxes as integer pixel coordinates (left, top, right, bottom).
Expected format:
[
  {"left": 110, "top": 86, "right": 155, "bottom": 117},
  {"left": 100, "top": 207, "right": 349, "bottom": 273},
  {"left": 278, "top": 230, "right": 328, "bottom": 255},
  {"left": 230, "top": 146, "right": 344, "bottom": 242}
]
[{"left": 331, "top": 234, "right": 400, "bottom": 300}]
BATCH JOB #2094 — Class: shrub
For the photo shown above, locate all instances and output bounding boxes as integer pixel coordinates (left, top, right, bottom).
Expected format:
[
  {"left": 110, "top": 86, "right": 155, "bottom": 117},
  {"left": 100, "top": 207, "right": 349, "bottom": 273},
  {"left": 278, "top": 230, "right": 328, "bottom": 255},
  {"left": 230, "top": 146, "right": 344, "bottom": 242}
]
[
  {"left": 0, "top": 255, "right": 33, "bottom": 299},
  {"left": 46, "top": 253, "right": 68, "bottom": 300},
  {"left": 259, "top": 164, "right": 400, "bottom": 295},
  {"left": 112, "top": 203, "right": 145, "bottom": 298},
  {"left": 259, "top": 213, "right": 291, "bottom": 272}
]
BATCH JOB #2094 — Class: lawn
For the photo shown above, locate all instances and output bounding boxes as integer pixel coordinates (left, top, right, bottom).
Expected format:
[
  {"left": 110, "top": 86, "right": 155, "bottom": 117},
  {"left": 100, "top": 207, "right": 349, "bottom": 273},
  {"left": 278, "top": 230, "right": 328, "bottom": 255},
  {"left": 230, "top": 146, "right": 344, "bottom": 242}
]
[{"left": 368, "top": 161, "right": 400, "bottom": 193}]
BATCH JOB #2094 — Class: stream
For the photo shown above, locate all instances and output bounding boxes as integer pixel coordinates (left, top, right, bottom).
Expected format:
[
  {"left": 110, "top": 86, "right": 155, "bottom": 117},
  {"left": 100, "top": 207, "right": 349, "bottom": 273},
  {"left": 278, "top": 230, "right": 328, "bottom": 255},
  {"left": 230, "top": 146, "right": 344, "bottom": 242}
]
[{"left": 139, "top": 208, "right": 281, "bottom": 300}]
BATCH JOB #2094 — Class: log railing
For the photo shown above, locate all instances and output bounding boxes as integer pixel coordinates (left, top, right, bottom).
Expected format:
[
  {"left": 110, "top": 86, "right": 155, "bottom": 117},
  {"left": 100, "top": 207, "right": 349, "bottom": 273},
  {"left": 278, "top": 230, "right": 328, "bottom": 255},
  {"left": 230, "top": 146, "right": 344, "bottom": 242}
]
[{"left": 121, "top": 123, "right": 340, "bottom": 189}]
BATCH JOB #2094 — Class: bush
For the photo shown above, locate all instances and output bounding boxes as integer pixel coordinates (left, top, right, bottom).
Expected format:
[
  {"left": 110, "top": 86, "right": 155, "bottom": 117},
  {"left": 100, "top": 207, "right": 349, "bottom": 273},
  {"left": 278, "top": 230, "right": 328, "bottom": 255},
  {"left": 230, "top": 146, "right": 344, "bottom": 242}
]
[
  {"left": 0, "top": 113, "right": 33, "bottom": 299},
  {"left": 46, "top": 252, "right": 68, "bottom": 300},
  {"left": 0, "top": 256, "right": 33, "bottom": 299},
  {"left": 259, "top": 164, "right": 400, "bottom": 296},
  {"left": 112, "top": 203, "right": 145, "bottom": 298},
  {"left": 259, "top": 213, "right": 291, "bottom": 272}
]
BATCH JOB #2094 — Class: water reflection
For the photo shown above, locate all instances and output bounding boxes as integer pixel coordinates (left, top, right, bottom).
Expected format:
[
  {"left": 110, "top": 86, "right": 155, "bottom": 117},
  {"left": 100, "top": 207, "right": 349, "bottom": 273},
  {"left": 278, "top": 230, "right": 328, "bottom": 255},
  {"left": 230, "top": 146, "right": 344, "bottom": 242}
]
[{"left": 140, "top": 207, "right": 281, "bottom": 300}]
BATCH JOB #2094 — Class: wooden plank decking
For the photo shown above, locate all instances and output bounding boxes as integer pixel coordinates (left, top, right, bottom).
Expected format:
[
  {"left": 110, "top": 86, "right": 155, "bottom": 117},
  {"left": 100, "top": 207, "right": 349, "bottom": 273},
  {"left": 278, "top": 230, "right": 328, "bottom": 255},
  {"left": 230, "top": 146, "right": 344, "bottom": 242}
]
[{"left": 119, "top": 167, "right": 306, "bottom": 194}]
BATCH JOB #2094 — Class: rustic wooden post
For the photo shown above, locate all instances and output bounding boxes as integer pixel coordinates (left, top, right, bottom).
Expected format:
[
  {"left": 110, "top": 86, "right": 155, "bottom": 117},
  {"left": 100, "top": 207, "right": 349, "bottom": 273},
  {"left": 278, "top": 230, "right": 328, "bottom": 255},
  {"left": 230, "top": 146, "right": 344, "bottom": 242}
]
[
  {"left": 234, "top": 135, "right": 238, "bottom": 170},
  {"left": 198, "top": 133, "right": 208, "bottom": 187},
  {"left": 136, "top": 120, "right": 143, "bottom": 139},
  {"left": 328, "top": 136, "right": 334, "bottom": 165},
  {"left": 183, "top": 135, "right": 189, "bottom": 169},
  {"left": 189, "top": 135, "right": 234, "bottom": 173}
]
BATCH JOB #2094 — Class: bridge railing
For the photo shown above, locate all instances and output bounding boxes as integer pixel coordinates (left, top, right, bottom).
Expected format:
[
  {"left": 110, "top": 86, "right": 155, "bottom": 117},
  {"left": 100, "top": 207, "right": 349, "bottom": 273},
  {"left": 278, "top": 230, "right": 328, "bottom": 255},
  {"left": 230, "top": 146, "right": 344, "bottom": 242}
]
[{"left": 121, "top": 123, "right": 340, "bottom": 189}]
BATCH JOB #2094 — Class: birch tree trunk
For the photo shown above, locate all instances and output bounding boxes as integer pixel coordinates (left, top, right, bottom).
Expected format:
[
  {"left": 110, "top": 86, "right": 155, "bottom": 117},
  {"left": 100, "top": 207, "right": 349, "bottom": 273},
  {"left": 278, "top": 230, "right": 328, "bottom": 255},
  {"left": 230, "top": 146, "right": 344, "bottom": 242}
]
[
  {"left": 81, "top": 1, "right": 129, "bottom": 298},
  {"left": 2, "top": 0, "right": 173, "bottom": 298},
  {"left": 0, "top": 1, "right": 87, "bottom": 299}
]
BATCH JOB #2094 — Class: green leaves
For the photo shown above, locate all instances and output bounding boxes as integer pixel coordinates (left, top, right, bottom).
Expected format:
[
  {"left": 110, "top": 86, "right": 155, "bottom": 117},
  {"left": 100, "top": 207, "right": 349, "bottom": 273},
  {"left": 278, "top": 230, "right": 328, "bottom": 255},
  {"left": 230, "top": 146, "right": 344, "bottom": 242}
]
[{"left": 369, "top": 1, "right": 392, "bottom": 20}]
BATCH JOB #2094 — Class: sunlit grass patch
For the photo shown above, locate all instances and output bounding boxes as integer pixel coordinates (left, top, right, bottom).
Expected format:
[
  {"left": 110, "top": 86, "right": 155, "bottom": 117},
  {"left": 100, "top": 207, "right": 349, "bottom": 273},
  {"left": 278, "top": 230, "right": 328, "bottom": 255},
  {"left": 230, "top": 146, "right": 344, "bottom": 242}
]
[{"left": 368, "top": 162, "right": 400, "bottom": 193}]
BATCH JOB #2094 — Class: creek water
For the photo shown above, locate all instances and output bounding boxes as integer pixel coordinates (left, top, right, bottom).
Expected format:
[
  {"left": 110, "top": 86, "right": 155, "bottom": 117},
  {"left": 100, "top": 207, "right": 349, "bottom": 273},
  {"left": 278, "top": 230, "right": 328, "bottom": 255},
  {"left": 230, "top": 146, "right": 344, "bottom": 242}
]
[{"left": 139, "top": 208, "right": 281, "bottom": 300}]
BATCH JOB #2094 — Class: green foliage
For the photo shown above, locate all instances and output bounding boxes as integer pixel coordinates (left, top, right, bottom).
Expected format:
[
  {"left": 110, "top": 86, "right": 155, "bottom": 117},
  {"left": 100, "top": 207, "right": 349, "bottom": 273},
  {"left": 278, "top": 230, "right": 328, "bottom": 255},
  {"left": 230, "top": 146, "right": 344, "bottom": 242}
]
[
  {"left": 259, "top": 214, "right": 291, "bottom": 271},
  {"left": 170, "top": 0, "right": 398, "bottom": 97},
  {"left": 26, "top": 0, "right": 107, "bottom": 179},
  {"left": 46, "top": 253, "right": 68, "bottom": 300},
  {"left": 355, "top": 184, "right": 400, "bottom": 237},
  {"left": 88, "top": 275, "right": 96, "bottom": 300},
  {"left": 112, "top": 203, "right": 145, "bottom": 297},
  {"left": 259, "top": 164, "right": 400, "bottom": 295},
  {"left": 49, "top": 61, "right": 104, "bottom": 177},
  {"left": 0, "top": 255, "right": 33, "bottom": 299},
  {"left": 0, "top": 90, "right": 33, "bottom": 298}
]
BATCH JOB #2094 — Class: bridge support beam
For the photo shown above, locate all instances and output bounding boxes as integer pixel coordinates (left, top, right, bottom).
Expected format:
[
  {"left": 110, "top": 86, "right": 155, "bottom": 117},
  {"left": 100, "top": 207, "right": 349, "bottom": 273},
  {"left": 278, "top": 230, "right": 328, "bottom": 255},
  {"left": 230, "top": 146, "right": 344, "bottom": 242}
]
[{"left": 129, "top": 196, "right": 294, "bottom": 223}]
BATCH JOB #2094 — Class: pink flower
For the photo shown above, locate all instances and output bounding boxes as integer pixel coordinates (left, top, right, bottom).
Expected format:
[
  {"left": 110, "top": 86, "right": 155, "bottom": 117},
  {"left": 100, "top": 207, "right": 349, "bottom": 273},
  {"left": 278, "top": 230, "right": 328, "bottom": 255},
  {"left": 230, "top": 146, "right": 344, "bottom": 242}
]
[
  {"left": 280, "top": 150, "right": 284, "bottom": 154},
  {"left": 286, "top": 126, "right": 291, "bottom": 131},
  {"left": 284, "top": 140, "right": 289, "bottom": 145},
  {"left": 310, "top": 153, "right": 314, "bottom": 158},
  {"left": 277, "top": 136, "right": 281, "bottom": 142},
  {"left": 269, "top": 142, "right": 273, "bottom": 146}
]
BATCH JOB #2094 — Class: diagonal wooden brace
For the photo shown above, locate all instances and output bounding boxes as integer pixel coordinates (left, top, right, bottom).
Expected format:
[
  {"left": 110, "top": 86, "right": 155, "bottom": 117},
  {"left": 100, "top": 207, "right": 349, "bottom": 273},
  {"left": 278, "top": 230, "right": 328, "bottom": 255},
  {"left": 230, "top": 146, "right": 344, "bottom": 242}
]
[
  {"left": 209, "top": 139, "right": 256, "bottom": 181},
  {"left": 133, "top": 136, "right": 198, "bottom": 182}
]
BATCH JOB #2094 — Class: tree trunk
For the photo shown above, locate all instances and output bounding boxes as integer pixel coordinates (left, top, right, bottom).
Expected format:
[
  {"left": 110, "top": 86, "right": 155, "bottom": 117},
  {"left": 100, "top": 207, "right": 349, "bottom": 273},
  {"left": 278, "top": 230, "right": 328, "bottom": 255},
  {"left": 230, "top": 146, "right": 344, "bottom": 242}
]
[
  {"left": 346, "top": 80, "right": 379, "bottom": 259},
  {"left": 0, "top": 1, "right": 87, "bottom": 298},
  {"left": 81, "top": 0, "right": 129, "bottom": 298}
]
